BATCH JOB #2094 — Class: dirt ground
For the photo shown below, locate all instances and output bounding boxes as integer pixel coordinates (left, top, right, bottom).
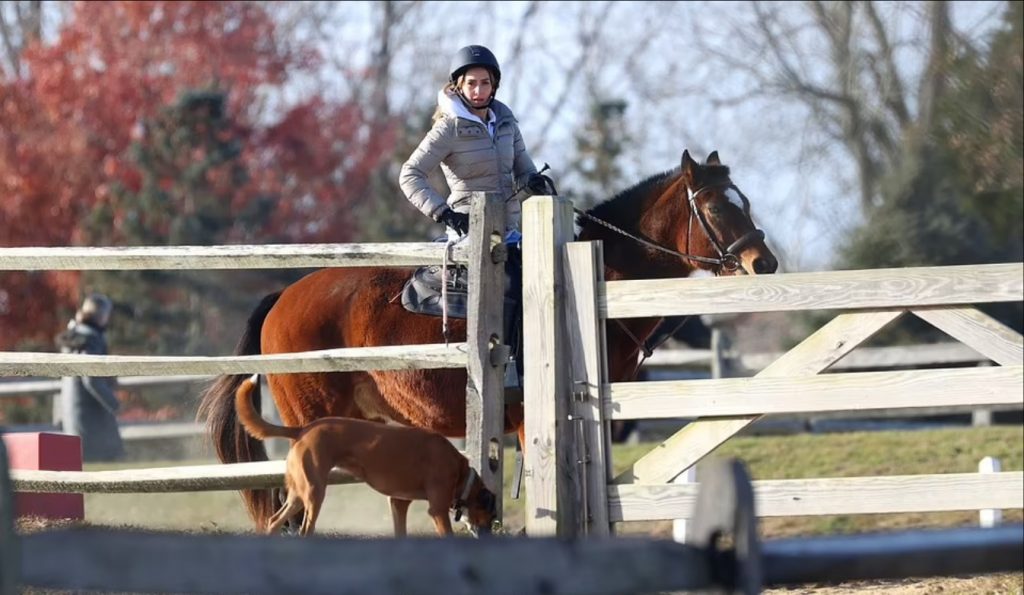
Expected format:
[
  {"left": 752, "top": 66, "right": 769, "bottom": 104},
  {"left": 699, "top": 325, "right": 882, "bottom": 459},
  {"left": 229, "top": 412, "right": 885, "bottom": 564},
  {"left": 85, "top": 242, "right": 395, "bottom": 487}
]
[{"left": 764, "top": 574, "right": 1022, "bottom": 594}]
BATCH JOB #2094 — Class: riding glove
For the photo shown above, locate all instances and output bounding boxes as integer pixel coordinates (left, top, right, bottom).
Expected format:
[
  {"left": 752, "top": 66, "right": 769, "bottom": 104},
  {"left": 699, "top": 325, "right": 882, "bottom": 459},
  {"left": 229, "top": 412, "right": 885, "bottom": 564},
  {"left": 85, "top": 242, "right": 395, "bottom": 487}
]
[
  {"left": 438, "top": 208, "right": 470, "bottom": 236},
  {"left": 526, "top": 172, "right": 556, "bottom": 196}
]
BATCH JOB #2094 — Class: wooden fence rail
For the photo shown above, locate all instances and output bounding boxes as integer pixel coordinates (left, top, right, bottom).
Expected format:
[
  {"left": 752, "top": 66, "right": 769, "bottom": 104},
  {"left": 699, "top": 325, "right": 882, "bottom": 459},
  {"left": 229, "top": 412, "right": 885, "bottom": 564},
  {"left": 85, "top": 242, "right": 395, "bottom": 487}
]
[
  {"left": 0, "top": 343, "right": 467, "bottom": 377},
  {"left": 601, "top": 262, "right": 1023, "bottom": 318},
  {"left": 9, "top": 460, "right": 358, "bottom": 493},
  {"left": 0, "top": 243, "right": 468, "bottom": 270},
  {"left": 0, "top": 375, "right": 212, "bottom": 397},
  {"left": 610, "top": 472, "right": 1024, "bottom": 521},
  {"left": 606, "top": 365, "right": 1023, "bottom": 419}
]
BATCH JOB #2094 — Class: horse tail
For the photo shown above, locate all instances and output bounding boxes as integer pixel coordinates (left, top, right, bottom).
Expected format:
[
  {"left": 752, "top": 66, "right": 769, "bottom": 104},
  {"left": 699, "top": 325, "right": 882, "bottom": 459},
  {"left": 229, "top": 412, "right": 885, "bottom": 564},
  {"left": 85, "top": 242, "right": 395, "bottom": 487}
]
[
  {"left": 196, "top": 291, "right": 281, "bottom": 526},
  {"left": 235, "top": 375, "right": 300, "bottom": 441}
]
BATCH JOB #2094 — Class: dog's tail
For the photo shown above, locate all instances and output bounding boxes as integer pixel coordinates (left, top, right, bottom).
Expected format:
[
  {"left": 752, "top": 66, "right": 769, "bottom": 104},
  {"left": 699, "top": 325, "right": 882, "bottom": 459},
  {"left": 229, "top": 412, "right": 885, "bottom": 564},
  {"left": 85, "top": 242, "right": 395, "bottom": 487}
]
[{"left": 235, "top": 375, "right": 301, "bottom": 441}]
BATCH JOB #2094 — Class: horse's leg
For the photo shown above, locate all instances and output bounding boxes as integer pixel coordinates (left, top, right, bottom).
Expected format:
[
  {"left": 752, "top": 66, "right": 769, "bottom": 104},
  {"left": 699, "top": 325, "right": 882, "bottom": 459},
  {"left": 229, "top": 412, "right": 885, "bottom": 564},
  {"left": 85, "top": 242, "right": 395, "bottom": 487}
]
[
  {"left": 266, "top": 495, "right": 303, "bottom": 535},
  {"left": 389, "top": 497, "right": 412, "bottom": 537}
]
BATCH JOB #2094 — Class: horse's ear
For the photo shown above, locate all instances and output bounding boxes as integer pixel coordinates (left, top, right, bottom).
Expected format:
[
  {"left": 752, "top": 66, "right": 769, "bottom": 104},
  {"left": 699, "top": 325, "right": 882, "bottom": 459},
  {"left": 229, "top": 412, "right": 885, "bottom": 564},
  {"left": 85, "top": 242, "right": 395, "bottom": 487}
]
[
  {"left": 681, "top": 150, "right": 699, "bottom": 178},
  {"left": 705, "top": 151, "right": 721, "bottom": 166}
]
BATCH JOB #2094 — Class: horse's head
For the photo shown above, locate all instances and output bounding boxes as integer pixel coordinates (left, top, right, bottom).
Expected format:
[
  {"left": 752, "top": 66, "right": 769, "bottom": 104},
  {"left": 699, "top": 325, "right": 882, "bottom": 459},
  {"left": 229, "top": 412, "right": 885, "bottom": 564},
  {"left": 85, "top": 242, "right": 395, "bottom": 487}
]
[{"left": 677, "top": 149, "right": 778, "bottom": 276}]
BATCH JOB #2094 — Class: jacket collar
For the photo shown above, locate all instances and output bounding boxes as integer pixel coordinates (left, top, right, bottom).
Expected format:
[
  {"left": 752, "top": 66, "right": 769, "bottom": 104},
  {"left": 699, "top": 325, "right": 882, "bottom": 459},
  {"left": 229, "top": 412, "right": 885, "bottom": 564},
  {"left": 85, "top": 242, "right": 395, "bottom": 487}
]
[
  {"left": 437, "top": 89, "right": 514, "bottom": 125},
  {"left": 69, "top": 319, "right": 102, "bottom": 336}
]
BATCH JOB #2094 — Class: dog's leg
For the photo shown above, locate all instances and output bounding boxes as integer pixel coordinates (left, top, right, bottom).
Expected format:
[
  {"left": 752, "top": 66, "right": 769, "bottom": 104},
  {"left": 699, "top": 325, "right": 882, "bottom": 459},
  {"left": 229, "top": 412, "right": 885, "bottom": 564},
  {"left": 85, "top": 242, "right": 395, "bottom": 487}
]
[
  {"left": 389, "top": 497, "right": 412, "bottom": 537},
  {"left": 426, "top": 490, "right": 454, "bottom": 537},
  {"left": 428, "top": 510, "right": 454, "bottom": 537},
  {"left": 299, "top": 483, "right": 325, "bottom": 537}
]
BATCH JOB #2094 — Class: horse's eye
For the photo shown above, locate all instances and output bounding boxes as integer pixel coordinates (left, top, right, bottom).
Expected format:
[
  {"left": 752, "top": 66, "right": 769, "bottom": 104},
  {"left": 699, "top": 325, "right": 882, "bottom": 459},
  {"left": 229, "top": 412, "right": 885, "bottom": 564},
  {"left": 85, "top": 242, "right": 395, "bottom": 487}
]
[{"left": 708, "top": 204, "right": 723, "bottom": 216}]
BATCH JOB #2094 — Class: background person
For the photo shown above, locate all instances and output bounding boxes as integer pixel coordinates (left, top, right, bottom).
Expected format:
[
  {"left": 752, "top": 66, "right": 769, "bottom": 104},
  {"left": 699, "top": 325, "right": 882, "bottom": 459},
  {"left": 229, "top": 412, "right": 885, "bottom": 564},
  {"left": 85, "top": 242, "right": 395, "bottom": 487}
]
[{"left": 55, "top": 292, "right": 124, "bottom": 462}]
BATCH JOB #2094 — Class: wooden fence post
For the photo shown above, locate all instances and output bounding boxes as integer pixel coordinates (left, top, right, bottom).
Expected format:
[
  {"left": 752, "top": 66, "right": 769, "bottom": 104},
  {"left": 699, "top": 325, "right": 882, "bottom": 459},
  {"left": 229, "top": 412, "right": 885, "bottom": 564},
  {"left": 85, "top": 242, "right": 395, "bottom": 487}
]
[
  {"left": 0, "top": 436, "right": 21, "bottom": 595},
  {"left": 522, "top": 195, "right": 576, "bottom": 537},
  {"left": 979, "top": 456, "right": 1003, "bottom": 528},
  {"left": 465, "top": 192, "right": 507, "bottom": 513},
  {"left": 564, "top": 241, "right": 611, "bottom": 537}
]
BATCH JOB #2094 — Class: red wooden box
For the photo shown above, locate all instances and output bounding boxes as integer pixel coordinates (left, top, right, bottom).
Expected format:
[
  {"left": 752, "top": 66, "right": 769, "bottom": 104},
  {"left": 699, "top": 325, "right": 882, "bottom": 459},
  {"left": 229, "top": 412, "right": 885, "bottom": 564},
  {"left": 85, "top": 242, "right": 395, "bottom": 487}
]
[{"left": 2, "top": 432, "right": 84, "bottom": 520}]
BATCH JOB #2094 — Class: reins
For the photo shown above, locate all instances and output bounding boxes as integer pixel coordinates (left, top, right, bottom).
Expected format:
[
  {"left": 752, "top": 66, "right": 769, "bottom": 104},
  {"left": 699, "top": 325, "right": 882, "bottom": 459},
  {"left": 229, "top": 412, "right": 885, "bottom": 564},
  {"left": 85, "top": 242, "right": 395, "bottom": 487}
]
[
  {"left": 572, "top": 183, "right": 765, "bottom": 273},
  {"left": 573, "top": 208, "right": 725, "bottom": 267}
]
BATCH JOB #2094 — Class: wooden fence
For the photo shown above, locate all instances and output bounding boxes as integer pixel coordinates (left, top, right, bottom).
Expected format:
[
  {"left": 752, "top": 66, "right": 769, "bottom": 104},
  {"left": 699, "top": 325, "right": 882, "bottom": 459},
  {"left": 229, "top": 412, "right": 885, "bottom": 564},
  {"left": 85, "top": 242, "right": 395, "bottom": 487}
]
[
  {"left": 0, "top": 193, "right": 510, "bottom": 504},
  {"left": 1, "top": 194, "right": 1023, "bottom": 592},
  {"left": 522, "top": 195, "right": 1024, "bottom": 538},
  {"left": 3, "top": 450, "right": 1019, "bottom": 594}
]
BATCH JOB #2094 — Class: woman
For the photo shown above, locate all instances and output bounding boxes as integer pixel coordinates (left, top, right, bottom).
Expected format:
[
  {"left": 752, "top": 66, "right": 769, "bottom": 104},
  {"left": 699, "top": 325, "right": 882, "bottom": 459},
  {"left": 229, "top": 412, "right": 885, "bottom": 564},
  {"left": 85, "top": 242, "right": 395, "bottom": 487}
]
[
  {"left": 400, "top": 45, "right": 550, "bottom": 389},
  {"left": 55, "top": 293, "right": 124, "bottom": 462},
  {"left": 400, "top": 44, "right": 551, "bottom": 240}
]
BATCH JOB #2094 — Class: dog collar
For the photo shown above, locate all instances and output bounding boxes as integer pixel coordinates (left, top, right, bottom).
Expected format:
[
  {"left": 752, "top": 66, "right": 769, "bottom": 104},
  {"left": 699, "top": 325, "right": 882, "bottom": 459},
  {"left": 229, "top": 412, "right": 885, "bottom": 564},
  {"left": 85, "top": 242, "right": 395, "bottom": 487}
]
[
  {"left": 452, "top": 467, "right": 478, "bottom": 521},
  {"left": 458, "top": 467, "right": 478, "bottom": 504}
]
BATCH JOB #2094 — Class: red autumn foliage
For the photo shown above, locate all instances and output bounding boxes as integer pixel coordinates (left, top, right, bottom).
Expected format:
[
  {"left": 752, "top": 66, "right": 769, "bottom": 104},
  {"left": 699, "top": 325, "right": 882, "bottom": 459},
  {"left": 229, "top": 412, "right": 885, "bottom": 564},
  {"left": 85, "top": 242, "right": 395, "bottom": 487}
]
[{"left": 0, "top": 1, "right": 394, "bottom": 350}]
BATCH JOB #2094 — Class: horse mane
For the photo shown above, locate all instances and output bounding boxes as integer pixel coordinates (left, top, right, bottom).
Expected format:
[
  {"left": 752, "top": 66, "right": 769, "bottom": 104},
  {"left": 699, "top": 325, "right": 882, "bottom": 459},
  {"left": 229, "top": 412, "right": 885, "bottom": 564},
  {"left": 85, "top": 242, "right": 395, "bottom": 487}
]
[
  {"left": 581, "top": 163, "right": 732, "bottom": 234},
  {"left": 581, "top": 168, "right": 678, "bottom": 235}
]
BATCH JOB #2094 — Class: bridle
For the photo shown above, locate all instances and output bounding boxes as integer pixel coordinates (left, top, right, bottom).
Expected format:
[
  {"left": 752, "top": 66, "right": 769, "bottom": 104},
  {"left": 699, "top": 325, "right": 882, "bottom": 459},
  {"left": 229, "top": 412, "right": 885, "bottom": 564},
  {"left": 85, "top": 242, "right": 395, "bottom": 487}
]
[
  {"left": 572, "top": 182, "right": 764, "bottom": 274},
  {"left": 574, "top": 180, "right": 767, "bottom": 377},
  {"left": 685, "top": 184, "right": 766, "bottom": 273}
]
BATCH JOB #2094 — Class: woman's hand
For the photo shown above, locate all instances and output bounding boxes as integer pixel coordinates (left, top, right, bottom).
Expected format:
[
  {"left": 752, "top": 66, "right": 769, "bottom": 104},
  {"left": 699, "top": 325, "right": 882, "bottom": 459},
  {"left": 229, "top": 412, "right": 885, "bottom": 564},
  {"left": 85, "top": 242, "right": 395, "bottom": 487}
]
[
  {"left": 527, "top": 172, "right": 557, "bottom": 196},
  {"left": 438, "top": 209, "right": 470, "bottom": 236}
]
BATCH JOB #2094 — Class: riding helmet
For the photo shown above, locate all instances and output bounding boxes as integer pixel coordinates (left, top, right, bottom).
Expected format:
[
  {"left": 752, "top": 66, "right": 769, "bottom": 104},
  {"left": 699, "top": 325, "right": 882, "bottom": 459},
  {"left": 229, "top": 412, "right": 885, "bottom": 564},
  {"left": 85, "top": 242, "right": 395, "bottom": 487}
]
[
  {"left": 449, "top": 45, "right": 501, "bottom": 88},
  {"left": 77, "top": 293, "right": 113, "bottom": 328}
]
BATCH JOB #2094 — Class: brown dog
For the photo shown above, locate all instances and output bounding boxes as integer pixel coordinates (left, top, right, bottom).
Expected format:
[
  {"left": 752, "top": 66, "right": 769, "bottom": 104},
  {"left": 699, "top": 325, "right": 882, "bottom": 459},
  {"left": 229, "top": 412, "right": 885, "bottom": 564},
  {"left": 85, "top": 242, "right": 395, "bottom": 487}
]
[{"left": 234, "top": 375, "right": 497, "bottom": 537}]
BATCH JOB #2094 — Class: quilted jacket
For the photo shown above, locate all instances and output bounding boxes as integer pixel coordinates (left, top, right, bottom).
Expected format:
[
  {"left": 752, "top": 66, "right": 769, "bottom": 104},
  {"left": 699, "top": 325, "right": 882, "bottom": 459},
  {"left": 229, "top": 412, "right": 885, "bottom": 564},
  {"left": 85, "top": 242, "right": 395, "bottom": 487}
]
[{"left": 400, "top": 89, "right": 538, "bottom": 232}]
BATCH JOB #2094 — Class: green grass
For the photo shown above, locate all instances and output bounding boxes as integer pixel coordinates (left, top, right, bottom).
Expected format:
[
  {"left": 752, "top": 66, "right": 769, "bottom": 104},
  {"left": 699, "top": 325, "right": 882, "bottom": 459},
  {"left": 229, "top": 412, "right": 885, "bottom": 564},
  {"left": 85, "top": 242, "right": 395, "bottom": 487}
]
[
  {"left": 60, "top": 425, "right": 1023, "bottom": 539},
  {"left": 611, "top": 425, "right": 1024, "bottom": 538}
]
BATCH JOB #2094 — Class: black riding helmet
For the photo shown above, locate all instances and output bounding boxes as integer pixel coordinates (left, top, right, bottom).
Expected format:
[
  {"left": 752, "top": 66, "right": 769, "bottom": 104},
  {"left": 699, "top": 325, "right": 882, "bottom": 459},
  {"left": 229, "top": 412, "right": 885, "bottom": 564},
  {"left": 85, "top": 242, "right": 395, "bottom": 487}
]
[{"left": 449, "top": 45, "right": 501, "bottom": 89}]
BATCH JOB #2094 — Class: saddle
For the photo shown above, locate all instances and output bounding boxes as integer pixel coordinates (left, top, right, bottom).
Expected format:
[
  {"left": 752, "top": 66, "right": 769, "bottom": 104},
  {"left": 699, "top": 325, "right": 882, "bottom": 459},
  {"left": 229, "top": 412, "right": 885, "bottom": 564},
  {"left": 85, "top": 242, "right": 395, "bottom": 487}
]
[
  {"left": 400, "top": 263, "right": 474, "bottom": 320},
  {"left": 400, "top": 243, "right": 524, "bottom": 386}
]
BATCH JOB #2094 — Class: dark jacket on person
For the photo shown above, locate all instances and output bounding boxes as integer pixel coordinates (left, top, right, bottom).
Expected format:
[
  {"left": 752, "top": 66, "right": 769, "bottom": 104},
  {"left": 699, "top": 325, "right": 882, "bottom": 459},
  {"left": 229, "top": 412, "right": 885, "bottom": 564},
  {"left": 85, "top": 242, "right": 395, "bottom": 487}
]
[{"left": 56, "top": 320, "right": 124, "bottom": 462}]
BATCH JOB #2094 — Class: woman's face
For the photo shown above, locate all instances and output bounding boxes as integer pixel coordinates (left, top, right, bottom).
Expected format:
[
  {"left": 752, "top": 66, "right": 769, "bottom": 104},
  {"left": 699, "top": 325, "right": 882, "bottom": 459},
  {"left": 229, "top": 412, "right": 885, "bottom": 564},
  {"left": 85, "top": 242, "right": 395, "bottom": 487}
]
[{"left": 459, "top": 66, "right": 494, "bottom": 109}]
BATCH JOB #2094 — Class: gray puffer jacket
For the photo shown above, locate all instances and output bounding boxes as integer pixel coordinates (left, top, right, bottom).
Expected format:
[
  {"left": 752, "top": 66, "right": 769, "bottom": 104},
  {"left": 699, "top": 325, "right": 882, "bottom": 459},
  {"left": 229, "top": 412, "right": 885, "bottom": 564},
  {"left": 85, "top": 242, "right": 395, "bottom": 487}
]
[
  {"left": 56, "top": 320, "right": 124, "bottom": 462},
  {"left": 400, "top": 89, "right": 538, "bottom": 232}
]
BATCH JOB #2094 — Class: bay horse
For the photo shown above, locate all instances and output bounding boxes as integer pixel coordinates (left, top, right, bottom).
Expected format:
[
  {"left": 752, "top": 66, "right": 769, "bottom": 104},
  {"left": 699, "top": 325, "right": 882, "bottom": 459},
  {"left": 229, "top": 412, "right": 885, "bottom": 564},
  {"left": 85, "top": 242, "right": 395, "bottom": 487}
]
[{"left": 198, "top": 149, "right": 778, "bottom": 530}]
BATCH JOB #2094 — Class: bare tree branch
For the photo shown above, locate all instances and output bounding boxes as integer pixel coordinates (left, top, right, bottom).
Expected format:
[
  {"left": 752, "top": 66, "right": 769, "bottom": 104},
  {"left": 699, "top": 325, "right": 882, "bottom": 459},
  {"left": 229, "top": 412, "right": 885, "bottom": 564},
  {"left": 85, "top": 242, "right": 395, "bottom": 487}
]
[
  {"left": 0, "top": 8, "right": 21, "bottom": 78},
  {"left": 862, "top": 0, "right": 911, "bottom": 128},
  {"left": 808, "top": 0, "right": 882, "bottom": 208},
  {"left": 531, "top": 1, "right": 614, "bottom": 154},
  {"left": 505, "top": 0, "right": 540, "bottom": 108},
  {"left": 369, "top": 0, "right": 398, "bottom": 118},
  {"left": 754, "top": 1, "right": 855, "bottom": 109},
  {"left": 917, "top": 0, "right": 953, "bottom": 134}
]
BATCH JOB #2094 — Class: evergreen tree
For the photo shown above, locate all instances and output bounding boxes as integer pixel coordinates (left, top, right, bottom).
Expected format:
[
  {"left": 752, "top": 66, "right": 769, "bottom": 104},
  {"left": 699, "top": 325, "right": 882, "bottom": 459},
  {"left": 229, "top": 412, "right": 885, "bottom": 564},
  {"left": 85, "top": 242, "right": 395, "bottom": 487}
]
[
  {"left": 84, "top": 90, "right": 297, "bottom": 356},
  {"left": 571, "top": 95, "right": 630, "bottom": 209}
]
